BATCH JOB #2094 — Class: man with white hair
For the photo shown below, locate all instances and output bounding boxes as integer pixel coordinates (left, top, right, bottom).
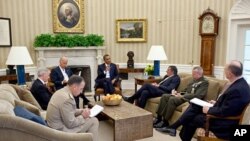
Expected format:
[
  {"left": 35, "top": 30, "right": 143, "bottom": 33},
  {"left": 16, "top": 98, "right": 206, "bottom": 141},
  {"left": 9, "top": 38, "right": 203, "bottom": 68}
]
[{"left": 30, "top": 68, "right": 52, "bottom": 110}]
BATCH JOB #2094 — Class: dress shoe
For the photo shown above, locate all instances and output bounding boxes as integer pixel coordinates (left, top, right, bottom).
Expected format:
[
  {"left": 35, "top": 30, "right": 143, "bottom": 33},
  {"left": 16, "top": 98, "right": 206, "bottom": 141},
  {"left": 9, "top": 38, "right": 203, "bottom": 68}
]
[
  {"left": 156, "top": 127, "right": 176, "bottom": 136},
  {"left": 153, "top": 118, "right": 161, "bottom": 125},
  {"left": 123, "top": 96, "right": 134, "bottom": 104},
  {"left": 153, "top": 121, "right": 167, "bottom": 128}
]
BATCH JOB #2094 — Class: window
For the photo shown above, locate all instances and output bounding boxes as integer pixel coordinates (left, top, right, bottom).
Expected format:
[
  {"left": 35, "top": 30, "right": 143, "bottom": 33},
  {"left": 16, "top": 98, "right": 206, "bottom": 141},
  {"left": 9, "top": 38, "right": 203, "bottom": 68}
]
[{"left": 243, "top": 30, "right": 250, "bottom": 83}]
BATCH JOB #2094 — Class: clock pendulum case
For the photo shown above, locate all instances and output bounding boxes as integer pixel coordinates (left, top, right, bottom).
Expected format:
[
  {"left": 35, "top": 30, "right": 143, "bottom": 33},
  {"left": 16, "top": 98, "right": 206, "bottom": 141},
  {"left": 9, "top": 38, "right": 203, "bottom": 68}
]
[{"left": 198, "top": 8, "right": 220, "bottom": 76}]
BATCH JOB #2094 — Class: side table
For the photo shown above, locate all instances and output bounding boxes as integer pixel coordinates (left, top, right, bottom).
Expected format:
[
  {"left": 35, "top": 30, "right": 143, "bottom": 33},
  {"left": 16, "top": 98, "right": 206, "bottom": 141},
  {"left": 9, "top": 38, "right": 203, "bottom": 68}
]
[
  {"left": 134, "top": 76, "right": 162, "bottom": 93},
  {"left": 119, "top": 68, "right": 144, "bottom": 79}
]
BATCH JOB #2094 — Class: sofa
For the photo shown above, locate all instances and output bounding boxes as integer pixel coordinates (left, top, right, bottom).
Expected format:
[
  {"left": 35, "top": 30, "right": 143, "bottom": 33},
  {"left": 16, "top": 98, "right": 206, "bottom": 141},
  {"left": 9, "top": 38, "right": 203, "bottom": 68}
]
[
  {"left": 0, "top": 84, "right": 93, "bottom": 141},
  {"left": 144, "top": 73, "right": 228, "bottom": 125}
]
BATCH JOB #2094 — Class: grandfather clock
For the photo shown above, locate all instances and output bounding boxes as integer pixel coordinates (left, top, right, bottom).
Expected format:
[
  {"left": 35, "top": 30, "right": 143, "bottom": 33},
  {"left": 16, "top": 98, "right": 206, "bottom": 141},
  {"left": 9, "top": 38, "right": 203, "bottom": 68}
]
[{"left": 199, "top": 8, "right": 220, "bottom": 76}]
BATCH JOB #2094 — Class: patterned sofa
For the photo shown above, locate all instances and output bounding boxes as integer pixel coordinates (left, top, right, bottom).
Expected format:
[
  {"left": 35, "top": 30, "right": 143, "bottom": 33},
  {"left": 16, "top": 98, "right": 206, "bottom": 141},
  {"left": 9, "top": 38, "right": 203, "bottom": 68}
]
[
  {"left": 144, "top": 73, "right": 228, "bottom": 125},
  {"left": 0, "top": 84, "right": 93, "bottom": 141}
]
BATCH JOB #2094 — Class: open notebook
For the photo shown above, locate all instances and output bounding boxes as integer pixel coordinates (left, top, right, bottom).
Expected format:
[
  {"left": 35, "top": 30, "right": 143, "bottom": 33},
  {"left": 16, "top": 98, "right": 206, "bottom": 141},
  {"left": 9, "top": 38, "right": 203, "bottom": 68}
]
[
  {"left": 190, "top": 98, "right": 213, "bottom": 107},
  {"left": 90, "top": 105, "right": 104, "bottom": 117}
]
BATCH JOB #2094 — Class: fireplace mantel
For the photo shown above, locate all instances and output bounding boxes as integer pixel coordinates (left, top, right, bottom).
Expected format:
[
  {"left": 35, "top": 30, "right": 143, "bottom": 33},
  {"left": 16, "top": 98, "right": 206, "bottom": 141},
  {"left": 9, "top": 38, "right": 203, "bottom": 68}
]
[{"left": 35, "top": 47, "right": 105, "bottom": 91}]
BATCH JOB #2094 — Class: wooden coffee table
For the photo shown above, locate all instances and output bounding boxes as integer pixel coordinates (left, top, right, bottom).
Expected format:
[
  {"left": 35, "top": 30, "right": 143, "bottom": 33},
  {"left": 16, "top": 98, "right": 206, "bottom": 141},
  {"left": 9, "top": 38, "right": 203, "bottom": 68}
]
[{"left": 90, "top": 101, "right": 153, "bottom": 141}]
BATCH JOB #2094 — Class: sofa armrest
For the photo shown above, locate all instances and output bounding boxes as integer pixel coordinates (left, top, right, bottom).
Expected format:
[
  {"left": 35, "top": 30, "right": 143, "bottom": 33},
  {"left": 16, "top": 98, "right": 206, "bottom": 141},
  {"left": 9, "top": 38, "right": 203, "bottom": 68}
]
[{"left": 0, "top": 115, "right": 93, "bottom": 141}]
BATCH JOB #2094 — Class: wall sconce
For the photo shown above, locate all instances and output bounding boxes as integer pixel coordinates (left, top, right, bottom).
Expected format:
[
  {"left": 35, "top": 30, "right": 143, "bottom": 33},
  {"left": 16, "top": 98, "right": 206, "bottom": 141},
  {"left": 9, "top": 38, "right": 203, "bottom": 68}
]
[
  {"left": 6, "top": 46, "right": 33, "bottom": 85},
  {"left": 147, "top": 45, "right": 167, "bottom": 76}
]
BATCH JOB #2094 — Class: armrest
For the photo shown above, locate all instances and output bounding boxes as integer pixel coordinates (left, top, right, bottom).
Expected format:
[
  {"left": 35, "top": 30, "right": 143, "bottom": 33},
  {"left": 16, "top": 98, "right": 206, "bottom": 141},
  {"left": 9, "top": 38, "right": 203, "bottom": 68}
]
[
  {"left": 204, "top": 114, "right": 241, "bottom": 136},
  {"left": 0, "top": 115, "right": 93, "bottom": 141}
]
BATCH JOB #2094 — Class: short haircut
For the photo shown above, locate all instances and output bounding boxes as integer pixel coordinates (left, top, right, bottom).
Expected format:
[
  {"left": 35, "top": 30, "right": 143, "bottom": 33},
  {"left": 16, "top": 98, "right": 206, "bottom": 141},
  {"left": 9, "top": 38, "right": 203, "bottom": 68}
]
[
  {"left": 168, "top": 66, "right": 178, "bottom": 75},
  {"left": 193, "top": 66, "right": 204, "bottom": 75},
  {"left": 228, "top": 61, "right": 243, "bottom": 77},
  {"left": 68, "top": 75, "right": 85, "bottom": 86},
  {"left": 37, "top": 68, "right": 49, "bottom": 77},
  {"left": 103, "top": 54, "right": 110, "bottom": 60}
]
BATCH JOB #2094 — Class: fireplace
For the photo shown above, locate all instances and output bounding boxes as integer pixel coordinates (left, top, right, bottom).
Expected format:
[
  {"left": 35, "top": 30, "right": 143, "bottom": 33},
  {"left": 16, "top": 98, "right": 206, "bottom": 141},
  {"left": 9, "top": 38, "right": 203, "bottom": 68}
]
[
  {"left": 35, "top": 47, "right": 105, "bottom": 91},
  {"left": 68, "top": 65, "right": 91, "bottom": 92}
]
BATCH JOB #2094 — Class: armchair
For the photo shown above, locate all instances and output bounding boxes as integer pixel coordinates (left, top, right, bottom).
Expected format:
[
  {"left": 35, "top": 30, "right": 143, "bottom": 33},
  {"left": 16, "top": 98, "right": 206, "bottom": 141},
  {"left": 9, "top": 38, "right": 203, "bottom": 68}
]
[
  {"left": 94, "top": 64, "right": 122, "bottom": 101},
  {"left": 196, "top": 103, "right": 250, "bottom": 141}
]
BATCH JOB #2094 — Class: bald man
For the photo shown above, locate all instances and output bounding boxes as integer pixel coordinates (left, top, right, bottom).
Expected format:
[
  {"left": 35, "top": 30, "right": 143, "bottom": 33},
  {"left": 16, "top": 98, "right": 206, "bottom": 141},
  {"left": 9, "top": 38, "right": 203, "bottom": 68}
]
[
  {"left": 157, "top": 60, "right": 250, "bottom": 141},
  {"left": 50, "top": 56, "right": 73, "bottom": 90},
  {"left": 50, "top": 56, "right": 89, "bottom": 108}
]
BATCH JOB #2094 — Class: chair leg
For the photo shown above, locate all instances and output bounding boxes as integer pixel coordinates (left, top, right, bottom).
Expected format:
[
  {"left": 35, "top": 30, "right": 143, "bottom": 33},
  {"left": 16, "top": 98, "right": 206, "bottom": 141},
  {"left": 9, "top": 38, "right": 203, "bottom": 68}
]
[{"left": 94, "top": 95, "right": 97, "bottom": 102}]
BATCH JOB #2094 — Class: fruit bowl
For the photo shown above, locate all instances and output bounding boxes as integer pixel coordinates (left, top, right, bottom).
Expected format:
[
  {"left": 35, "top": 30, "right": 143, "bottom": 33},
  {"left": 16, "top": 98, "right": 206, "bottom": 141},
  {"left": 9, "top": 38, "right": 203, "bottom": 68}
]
[{"left": 102, "top": 94, "right": 122, "bottom": 106}]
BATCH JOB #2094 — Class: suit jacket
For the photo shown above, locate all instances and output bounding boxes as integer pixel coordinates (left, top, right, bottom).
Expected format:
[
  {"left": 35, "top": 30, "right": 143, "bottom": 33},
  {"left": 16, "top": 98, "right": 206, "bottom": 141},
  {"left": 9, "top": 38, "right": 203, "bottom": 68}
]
[
  {"left": 50, "top": 66, "right": 73, "bottom": 90},
  {"left": 95, "top": 63, "right": 119, "bottom": 86},
  {"left": 46, "top": 86, "right": 86, "bottom": 132},
  {"left": 158, "top": 75, "right": 181, "bottom": 93},
  {"left": 30, "top": 79, "right": 52, "bottom": 110},
  {"left": 207, "top": 77, "right": 250, "bottom": 139}
]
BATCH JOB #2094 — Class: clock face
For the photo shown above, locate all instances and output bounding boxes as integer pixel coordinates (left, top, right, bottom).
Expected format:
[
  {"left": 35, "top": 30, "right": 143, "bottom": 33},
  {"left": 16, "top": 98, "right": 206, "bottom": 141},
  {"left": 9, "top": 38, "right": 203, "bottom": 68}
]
[{"left": 202, "top": 15, "right": 215, "bottom": 33}]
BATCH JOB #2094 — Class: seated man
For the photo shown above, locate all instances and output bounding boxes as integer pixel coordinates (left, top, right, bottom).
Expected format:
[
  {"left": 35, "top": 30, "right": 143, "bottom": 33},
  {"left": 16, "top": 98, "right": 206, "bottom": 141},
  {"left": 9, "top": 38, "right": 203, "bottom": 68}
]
[
  {"left": 125, "top": 66, "right": 181, "bottom": 108},
  {"left": 95, "top": 54, "right": 119, "bottom": 94},
  {"left": 157, "top": 60, "right": 250, "bottom": 141},
  {"left": 50, "top": 56, "right": 89, "bottom": 108},
  {"left": 154, "top": 66, "right": 208, "bottom": 128},
  {"left": 50, "top": 56, "right": 73, "bottom": 90},
  {"left": 30, "top": 68, "right": 52, "bottom": 110},
  {"left": 46, "top": 75, "right": 99, "bottom": 141}
]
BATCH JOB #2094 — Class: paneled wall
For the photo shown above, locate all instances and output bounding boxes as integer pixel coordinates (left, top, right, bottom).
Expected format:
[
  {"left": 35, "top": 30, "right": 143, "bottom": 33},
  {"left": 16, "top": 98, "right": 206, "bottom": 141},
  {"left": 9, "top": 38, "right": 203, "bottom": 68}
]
[{"left": 0, "top": 0, "right": 236, "bottom": 69}]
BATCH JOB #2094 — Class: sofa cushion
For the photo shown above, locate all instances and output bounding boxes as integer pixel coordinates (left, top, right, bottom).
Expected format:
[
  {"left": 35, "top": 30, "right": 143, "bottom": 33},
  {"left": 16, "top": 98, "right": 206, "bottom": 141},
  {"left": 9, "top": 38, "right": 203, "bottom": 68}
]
[
  {"left": 11, "top": 84, "right": 42, "bottom": 109},
  {"left": 177, "top": 76, "right": 193, "bottom": 92},
  {"left": 14, "top": 106, "right": 47, "bottom": 126},
  {"left": 204, "top": 79, "right": 220, "bottom": 101},
  {"left": 15, "top": 100, "right": 41, "bottom": 116},
  {"left": 0, "top": 84, "right": 20, "bottom": 105},
  {"left": 0, "top": 84, "right": 20, "bottom": 99},
  {"left": 147, "top": 97, "right": 161, "bottom": 103},
  {"left": 0, "top": 99, "right": 15, "bottom": 116}
]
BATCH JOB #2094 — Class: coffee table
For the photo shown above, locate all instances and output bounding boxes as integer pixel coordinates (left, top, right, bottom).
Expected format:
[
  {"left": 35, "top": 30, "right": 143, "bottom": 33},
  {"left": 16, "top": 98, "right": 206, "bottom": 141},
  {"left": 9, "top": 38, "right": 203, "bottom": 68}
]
[{"left": 90, "top": 101, "right": 153, "bottom": 141}]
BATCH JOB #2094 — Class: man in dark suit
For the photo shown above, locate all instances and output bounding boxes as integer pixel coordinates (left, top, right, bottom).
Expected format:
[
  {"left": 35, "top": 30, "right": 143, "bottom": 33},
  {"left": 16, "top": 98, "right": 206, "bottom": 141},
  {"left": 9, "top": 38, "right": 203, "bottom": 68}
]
[
  {"left": 95, "top": 54, "right": 119, "bottom": 94},
  {"left": 30, "top": 68, "right": 52, "bottom": 110},
  {"left": 50, "top": 56, "right": 89, "bottom": 108},
  {"left": 157, "top": 60, "right": 250, "bottom": 141},
  {"left": 125, "top": 66, "right": 181, "bottom": 108},
  {"left": 154, "top": 66, "right": 208, "bottom": 128}
]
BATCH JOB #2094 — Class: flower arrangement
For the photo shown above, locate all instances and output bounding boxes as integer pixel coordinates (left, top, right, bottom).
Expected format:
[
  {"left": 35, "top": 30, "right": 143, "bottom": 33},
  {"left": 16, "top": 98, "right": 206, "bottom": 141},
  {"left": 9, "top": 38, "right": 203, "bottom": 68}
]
[{"left": 144, "top": 64, "right": 154, "bottom": 75}]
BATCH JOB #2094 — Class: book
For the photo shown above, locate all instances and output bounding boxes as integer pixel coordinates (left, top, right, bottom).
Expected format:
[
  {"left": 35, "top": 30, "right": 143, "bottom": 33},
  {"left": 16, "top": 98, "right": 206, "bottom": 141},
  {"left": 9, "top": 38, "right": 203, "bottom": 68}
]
[
  {"left": 90, "top": 105, "right": 104, "bottom": 117},
  {"left": 190, "top": 98, "right": 213, "bottom": 107}
]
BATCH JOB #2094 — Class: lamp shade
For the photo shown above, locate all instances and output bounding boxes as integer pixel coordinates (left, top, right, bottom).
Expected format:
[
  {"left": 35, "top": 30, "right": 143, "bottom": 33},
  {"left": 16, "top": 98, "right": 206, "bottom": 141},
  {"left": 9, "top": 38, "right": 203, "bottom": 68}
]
[
  {"left": 6, "top": 46, "right": 33, "bottom": 65},
  {"left": 147, "top": 45, "right": 168, "bottom": 60}
]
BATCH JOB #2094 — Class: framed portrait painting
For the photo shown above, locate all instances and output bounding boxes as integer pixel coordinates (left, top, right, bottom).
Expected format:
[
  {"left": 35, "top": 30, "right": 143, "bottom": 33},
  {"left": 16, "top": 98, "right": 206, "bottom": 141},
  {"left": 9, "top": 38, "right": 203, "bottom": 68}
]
[
  {"left": 53, "top": 0, "right": 84, "bottom": 33},
  {"left": 116, "top": 19, "right": 147, "bottom": 43},
  {"left": 0, "top": 17, "right": 12, "bottom": 47}
]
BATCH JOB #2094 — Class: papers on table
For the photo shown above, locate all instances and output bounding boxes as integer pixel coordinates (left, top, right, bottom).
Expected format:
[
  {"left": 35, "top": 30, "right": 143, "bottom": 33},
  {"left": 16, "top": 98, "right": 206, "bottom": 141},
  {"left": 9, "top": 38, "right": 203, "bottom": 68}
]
[
  {"left": 190, "top": 98, "right": 213, "bottom": 107},
  {"left": 90, "top": 105, "right": 104, "bottom": 117}
]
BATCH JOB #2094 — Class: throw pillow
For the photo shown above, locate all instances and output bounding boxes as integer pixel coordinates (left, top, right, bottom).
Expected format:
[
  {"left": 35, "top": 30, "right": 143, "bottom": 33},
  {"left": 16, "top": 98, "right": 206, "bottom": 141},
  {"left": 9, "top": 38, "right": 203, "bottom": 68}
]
[
  {"left": 11, "top": 84, "right": 42, "bottom": 110},
  {"left": 14, "top": 106, "right": 47, "bottom": 126},
  {"left": 15, "top": 100, "right": 41, "bottom": 116},
  {"left": 0, "top": 99, "right": 15, "bottom": 116}
]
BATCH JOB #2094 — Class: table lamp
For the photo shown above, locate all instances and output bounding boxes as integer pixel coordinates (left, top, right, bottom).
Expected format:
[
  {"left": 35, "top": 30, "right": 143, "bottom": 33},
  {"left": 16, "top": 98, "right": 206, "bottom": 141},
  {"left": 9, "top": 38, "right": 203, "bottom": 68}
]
[
  {"left": 6, "top": 46, "right": 33, "bottom": 85},
  {"left": 147, "top": 45, "right": 167, "bottom": 76}
]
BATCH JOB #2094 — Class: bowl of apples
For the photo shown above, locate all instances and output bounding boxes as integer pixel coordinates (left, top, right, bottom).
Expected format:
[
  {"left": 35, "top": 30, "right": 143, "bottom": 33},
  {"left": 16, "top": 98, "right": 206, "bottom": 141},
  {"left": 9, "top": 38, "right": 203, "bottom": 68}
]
[{"left": 102, "top": 94, "right": 122, "bottom": 106}]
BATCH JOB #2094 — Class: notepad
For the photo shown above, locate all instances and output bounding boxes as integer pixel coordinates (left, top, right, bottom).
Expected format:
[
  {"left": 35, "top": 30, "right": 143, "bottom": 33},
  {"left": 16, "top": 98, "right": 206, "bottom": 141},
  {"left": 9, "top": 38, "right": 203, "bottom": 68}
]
[
  {"left": 90, "top": 105, "right": 104, "bottom": 117},
  {"left": 190, "top": 98, "right": 213, "bottom": 107}
]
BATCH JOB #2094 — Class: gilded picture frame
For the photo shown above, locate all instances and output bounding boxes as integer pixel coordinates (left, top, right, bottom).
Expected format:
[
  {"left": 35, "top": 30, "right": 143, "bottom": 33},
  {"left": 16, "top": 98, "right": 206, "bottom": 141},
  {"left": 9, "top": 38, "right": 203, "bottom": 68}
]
[
  {"left": 0, "top": 17, "right": 12, "bottom": 47},
  {"left": 116, "top": 19, "right": 147, "bottom": 42},
  {"left": 53, "top": 0, "right": 84, "bottom": 33}
]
